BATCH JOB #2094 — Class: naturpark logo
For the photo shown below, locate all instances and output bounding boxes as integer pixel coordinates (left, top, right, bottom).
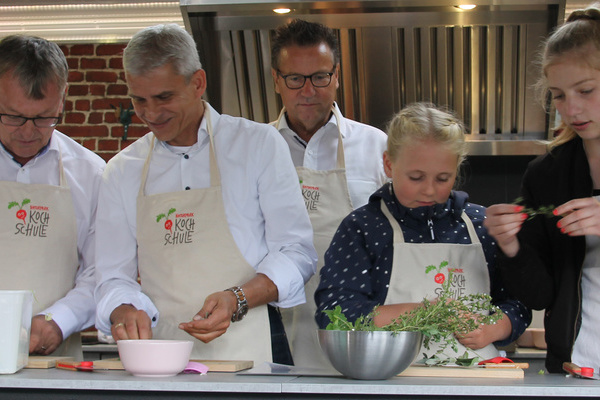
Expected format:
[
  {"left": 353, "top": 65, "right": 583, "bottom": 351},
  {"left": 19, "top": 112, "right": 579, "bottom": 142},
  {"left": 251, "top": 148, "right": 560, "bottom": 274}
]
[
  {"left": 426, "top": 261, "right": 467, "bottom": 299},
  {"left": 156, "top": 207, "right": 195, "bottom": 245},
  {"left": 9, "top": 198, "right": 50, "bottom": 237},
  {"left": 301, "top": 183, "right": 320, "bottom": 212}
]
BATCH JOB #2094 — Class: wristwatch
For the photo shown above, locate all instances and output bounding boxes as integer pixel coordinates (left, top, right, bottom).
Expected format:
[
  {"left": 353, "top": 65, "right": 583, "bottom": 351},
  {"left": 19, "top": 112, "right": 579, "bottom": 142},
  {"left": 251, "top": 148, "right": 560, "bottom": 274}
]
[{"left": 225, "top": 286, "right": 248, "bottom": 322}]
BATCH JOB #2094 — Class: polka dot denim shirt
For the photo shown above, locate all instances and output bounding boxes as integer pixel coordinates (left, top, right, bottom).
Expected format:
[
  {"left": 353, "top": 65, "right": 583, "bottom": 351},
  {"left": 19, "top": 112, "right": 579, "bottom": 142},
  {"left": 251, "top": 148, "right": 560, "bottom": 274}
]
[{"left": 314, "top": 182, "right": 531, "bottom": 346}]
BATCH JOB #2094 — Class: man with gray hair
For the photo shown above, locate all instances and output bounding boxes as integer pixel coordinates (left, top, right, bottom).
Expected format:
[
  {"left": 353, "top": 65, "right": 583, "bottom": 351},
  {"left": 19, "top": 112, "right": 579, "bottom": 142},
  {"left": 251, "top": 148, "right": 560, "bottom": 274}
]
[
  {"left": 94, "top": 24, "right": 316, "bottom": 365},
  {"left": 0, "top": 35, "right": 105, "bottom": 359}
]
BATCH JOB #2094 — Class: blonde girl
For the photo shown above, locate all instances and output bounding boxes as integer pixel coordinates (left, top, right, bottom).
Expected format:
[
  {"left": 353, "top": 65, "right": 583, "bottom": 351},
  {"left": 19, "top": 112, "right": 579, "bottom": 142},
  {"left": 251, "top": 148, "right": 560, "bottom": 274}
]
[{"left": 315, "top": 102, "right": 530, "bottom": 359}]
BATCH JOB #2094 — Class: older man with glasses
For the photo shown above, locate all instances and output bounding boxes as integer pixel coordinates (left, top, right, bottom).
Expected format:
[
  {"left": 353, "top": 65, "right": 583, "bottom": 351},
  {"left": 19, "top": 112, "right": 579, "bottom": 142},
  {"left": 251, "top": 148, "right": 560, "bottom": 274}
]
[
  {"left": 0, "top": 35, "right": 105, "bottom": 359},
  {"left": 270, "top": 19, "right": 388, "bottom": 370}
]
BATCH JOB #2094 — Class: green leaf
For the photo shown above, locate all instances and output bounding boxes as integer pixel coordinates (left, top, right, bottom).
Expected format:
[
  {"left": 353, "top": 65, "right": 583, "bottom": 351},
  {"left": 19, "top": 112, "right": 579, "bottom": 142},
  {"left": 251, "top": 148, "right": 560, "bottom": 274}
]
[
  {"left": 167, "top": 208, "right": 176, "bottom": 217},
  {"left": 324, "top": 306, "right": 352, "bottom": 331},
  {"left": 21, "top": 198, "right": 31, "bottom": 207},
  {"left": 8, "top": 201, "right": 19, "bottom": 209},
  {"left": 425, "top": 265, "right": 437, "bottom": 274},
  {"left": 156, "top": 213, "right": 165, "bottom": 223},
  {"left": 455, "top": 352, "right": 480, "bottom": 367}
]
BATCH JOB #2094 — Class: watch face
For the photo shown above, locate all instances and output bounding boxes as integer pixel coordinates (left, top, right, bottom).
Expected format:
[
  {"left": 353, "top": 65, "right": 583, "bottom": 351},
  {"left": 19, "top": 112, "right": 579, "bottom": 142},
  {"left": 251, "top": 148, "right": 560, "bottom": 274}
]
[{"left": 238, "top": 305, "right": 249, "bottom": 319}]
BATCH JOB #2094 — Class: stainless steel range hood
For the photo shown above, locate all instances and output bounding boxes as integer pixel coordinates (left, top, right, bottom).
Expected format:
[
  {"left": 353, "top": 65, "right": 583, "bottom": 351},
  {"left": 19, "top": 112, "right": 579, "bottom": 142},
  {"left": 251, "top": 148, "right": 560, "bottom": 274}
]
[{"left": 181, "top": 0, "right": 566, "bottom": 155}]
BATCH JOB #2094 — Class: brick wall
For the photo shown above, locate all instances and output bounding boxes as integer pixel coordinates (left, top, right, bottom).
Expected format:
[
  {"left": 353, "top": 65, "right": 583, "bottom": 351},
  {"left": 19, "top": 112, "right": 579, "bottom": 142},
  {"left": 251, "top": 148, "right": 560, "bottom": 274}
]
[{"left": 58, "top": 43, "right": 148, "bottom": 162}]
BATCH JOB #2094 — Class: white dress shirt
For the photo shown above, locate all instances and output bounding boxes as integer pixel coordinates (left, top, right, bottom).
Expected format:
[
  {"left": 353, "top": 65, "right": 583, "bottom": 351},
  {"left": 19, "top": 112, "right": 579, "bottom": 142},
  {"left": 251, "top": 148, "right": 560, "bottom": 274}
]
[
  {"left": 94, "top": 103, "right": 317, "bottom": 334},
  {"left": 0, "top": 130, "right": 105, "bottom": 339},
  {"left": 273, "top": 102, "right": 388, "bottom": 209}
]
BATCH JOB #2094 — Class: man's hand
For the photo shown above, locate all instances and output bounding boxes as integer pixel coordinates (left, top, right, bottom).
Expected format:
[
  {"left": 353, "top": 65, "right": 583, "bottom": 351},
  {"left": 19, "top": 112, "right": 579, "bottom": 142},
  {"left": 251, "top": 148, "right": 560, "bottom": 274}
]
[
  {"left": 178, "top": 273, "right": 279, "bottom": 343},
  {"left": 178, "top": 290, "right": 238, "bottom": 343},
  {"left": 29, "top": 315, "right": 63, "bottom": 355},
  {"left": 110, "top": 304, "right": 153, "bottom": 340}
]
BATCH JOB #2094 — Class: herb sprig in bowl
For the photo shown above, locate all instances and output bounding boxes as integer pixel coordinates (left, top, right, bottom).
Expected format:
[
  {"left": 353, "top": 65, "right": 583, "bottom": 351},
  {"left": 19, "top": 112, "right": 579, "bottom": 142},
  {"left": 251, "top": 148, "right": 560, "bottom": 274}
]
[{"left": 323, "top": 262, "right": 502, "bottom": 357}]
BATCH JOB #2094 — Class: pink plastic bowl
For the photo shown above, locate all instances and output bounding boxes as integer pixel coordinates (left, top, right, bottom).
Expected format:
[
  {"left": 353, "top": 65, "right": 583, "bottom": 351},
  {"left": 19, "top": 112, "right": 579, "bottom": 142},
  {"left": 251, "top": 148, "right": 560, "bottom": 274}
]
[{"left": 117, "top": 339, "right": 193, "bottom": 377}]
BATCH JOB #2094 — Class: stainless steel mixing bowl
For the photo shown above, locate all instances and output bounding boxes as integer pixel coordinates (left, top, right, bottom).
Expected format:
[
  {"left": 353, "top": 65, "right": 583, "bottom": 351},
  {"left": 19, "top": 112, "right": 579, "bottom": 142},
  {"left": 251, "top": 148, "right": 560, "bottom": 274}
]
[{"left": 317, "top": 330, "right": 422, "bottom": 380}]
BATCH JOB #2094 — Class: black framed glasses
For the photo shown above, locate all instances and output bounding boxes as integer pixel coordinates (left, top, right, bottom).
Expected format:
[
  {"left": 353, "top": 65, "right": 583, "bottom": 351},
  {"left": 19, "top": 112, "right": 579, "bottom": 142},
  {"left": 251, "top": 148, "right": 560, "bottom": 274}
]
[
  {"left": 0, "top": 113, "right": 62, "bottom": 128},
  {"left": 277, "top": 69, "right": 335, "bottom": 90}
]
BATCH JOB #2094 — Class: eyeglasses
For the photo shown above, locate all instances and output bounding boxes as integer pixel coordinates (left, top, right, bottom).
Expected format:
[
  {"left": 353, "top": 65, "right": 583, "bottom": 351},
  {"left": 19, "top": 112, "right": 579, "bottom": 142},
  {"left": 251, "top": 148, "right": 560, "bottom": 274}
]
[
  {"left": 0, "top": 113, "right": 62, "bottom": 128},
  {"left": 277, "top": 69, "right": 335, "bottom": 90}
]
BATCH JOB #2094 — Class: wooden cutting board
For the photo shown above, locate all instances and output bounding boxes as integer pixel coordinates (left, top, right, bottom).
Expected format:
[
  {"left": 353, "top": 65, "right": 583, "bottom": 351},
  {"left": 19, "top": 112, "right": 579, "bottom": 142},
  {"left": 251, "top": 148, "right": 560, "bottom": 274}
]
[
  {"left": 398, "top": 365, "right": 524, "bottom": 379},
  {"left": 26, "top": 356, "right": 75, "bottom": 369},
  {"left": 191, "top": 359, "right": 254, "bottom": 372},
  {"left": 52, "top": 357, "right": 253, "bottom": 372}
]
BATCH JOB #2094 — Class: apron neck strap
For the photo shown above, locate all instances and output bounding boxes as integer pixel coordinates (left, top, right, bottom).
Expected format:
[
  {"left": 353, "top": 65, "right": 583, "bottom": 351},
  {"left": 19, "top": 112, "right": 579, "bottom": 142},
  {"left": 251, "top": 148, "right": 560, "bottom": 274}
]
[
  {"left": 331, "top": 105, "right": 345, "bottom": 170},
  {"left": 203, "top": 100, "right": 221, "bottom": 187},
  {"left": 460, "top": 211, "right": 480, "bottom": 244},
  {"left": 381, "top": 200, "right": 405, "bottom": 242},
  {"left": 56, "top": 141, "right": 68, "bottom": 187},
  {"left": 139, "top": 135, "right": 155, "bottom": 197}
]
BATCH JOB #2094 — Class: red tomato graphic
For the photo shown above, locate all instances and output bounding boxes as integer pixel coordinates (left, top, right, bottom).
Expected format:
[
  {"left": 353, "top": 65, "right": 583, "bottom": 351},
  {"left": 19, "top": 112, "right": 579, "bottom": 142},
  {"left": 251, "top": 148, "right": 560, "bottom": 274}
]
[
  {"left": 434, "top": 273, "right": 445, "bottom": 284},
  {"left": 16, "top": 209, "right": 26, "bottom": 223},
  {"left": 164, "top": 220, "right": 173, "bottom": 231}
]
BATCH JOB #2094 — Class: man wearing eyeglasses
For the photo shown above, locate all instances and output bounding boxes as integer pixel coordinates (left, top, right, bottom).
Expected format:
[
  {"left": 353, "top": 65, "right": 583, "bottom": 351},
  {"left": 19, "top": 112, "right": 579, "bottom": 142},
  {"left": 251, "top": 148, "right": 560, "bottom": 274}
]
[
  {"left": 270, "top": 19, "right": 388, "bottom": 369},
  {"left": 0, "top": 35, "right": 105, "bottom": 359}
]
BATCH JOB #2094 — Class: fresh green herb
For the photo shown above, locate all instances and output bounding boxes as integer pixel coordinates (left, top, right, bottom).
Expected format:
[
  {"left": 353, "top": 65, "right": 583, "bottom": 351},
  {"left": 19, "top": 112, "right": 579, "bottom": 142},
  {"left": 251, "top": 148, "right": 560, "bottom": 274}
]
[
  {"left": 323, "top": 262, "right": 502, "bottom": 358},
  {"left": 422, "top": 352, "right": 479, "bottom": 367},
  {"left": 513, "top": 197, "right": 555, "bottom": 220},
  {"left": 538, "top": 369, "right": 545, "bottom": 375}
]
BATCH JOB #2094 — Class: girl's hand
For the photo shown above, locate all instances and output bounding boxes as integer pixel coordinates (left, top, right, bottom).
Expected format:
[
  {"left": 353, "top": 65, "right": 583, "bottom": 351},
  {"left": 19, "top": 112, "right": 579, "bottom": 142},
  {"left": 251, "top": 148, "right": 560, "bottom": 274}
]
[
  {"left": 484, "top": 204, "right": 527, "bottom": 258},
  {"left": 456, "top": 313, "right": 511, "bottom": 350},
  {"left": 554, "top": 197, "right": 600, "bottom": 237}
]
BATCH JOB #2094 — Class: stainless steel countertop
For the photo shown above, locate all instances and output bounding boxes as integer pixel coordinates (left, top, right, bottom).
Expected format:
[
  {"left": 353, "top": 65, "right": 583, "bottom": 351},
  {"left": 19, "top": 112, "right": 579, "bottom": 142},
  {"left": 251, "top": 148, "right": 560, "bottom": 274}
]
[{"left": 1, "top": 359, "right": 599, "bottom": 399}]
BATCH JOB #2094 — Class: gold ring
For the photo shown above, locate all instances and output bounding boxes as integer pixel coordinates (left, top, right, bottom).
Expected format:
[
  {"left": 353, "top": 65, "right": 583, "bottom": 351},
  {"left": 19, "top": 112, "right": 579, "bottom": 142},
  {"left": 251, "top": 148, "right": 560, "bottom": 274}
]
[{"left": 114, "top": 322, "right": 125, "bottom": 329}]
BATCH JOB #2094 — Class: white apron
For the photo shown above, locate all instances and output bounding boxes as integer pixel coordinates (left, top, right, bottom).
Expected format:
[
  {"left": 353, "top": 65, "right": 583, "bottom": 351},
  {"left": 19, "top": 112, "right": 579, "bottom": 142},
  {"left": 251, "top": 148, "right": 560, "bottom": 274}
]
[
  {"left": 0, "top": 147, "right": 81, "bottom": 359},
  {"left": 380, "top": 200, "right": 499, "bottom": 360},
  {"left": 276, "top": 107, "right": 353, "bottom": 369},
  {"left": 136, "top": 104, "right": 272, "bottom": 364}
]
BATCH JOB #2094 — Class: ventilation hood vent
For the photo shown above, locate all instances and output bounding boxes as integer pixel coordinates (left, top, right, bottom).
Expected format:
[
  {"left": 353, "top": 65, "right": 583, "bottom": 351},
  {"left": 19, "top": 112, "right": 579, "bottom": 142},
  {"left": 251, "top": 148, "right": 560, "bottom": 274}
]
[{"left": 181, "top": 0, "right": 566, "bottom": 155}]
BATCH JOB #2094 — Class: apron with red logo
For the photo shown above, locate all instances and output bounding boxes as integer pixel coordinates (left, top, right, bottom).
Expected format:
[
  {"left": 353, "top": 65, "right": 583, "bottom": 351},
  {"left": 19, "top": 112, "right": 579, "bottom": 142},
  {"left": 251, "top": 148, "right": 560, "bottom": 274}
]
[
  {"left": 136, "top": 103, "right": 272, "bottom": 364},
  {"left": 0, "top": 147, "right": 81, "bottom": 359},
  {"left": 380, "top": 200, "right": 499, "bottom": 360}
]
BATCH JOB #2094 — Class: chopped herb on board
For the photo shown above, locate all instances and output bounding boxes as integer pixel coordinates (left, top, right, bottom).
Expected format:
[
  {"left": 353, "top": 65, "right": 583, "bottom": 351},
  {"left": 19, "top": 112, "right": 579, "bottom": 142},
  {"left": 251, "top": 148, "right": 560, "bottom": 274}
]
[{"left": 323, "top": 262, "right": 502, "bottom": 357}]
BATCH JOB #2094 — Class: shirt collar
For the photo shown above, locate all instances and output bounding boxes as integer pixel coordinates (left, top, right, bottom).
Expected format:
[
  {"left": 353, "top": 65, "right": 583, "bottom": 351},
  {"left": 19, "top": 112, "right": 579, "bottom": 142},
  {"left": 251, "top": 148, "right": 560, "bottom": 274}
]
[
  {"left": 280, "top": 101, "right": 346, "bottom": 142},
  {"left": 155, "top": 102, "right": 215, "bottom": 155},
  {"left": 0, "top": 132, "right": 55, "bottom": 167}
]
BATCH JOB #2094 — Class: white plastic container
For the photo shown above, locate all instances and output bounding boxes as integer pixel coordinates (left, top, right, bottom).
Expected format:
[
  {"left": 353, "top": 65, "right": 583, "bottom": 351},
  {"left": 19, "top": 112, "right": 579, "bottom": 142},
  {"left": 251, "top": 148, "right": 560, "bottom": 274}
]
[{"left": 0, "top": 290, "right": 33, "bottom": 374}]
